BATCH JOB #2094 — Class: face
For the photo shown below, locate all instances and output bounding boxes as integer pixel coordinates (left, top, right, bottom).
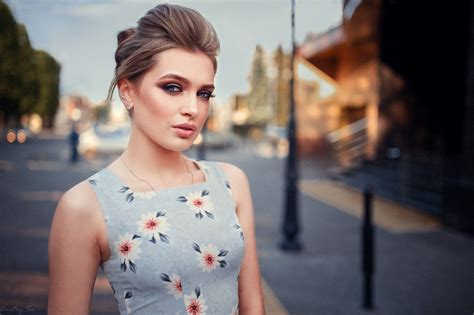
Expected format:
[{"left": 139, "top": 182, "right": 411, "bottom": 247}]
[{"left": 121, "top": 48, "right": 216, "bottom": 152}]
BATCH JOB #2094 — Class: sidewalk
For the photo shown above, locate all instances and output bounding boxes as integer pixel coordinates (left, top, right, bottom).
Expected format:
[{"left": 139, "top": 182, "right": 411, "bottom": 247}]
[
  {"left": 207, "top": 146, "right": 474, "bottom": 315},
  {"left": 299, "top": 179, "right": 441, "bottom": 233}
]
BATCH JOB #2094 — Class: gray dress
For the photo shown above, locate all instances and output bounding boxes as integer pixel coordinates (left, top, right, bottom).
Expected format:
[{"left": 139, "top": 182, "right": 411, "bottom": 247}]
[{"left": 87, "top": 160, "right": 244, "bottom": 314}]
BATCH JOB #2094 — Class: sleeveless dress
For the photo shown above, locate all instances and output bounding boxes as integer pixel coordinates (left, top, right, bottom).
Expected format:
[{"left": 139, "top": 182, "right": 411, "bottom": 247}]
[{"left": 86, "top": 160, "right": 245, "bottom": 315}]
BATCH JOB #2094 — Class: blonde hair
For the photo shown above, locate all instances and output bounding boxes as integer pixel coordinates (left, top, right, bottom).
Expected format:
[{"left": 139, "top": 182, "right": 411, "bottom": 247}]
[{"left": 107, "top": 4, "right": 220, "bottom": 116}]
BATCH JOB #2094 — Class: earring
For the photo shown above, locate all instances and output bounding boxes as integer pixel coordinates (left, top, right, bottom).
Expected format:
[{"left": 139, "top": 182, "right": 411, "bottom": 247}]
[{"left": 126, "top": 103, "right": 133, "bottom": 110}]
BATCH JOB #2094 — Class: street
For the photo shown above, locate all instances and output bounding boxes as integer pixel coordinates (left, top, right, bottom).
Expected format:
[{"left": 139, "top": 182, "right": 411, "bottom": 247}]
[{"left": 0, "top": 134, "right": 473, "bottom": 314}]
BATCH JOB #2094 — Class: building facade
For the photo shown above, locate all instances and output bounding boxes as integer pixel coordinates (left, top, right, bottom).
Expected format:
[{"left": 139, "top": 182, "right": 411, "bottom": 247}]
[{"left": 299, "top": 0, "right": 474, "bottom": 234}]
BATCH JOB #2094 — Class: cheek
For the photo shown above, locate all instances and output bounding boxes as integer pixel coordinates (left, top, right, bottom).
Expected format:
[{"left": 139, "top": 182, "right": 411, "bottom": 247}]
[
  {"left": 138, "top": 92, "right": 175, "bottom": 121},
  {"left": 198, "top": 103, "right": 210, "bottom": 123}
]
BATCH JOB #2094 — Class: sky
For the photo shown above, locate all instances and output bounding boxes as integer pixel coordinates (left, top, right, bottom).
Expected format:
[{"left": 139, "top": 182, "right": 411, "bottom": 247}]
[{"left": 5, "top": 0, "right": 342, "bottom": 105}]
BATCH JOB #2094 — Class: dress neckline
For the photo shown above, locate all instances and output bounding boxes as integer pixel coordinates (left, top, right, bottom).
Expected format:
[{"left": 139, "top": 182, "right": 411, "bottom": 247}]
[{"left": 102, "top": 159, "right": 209, "bottom": 195}]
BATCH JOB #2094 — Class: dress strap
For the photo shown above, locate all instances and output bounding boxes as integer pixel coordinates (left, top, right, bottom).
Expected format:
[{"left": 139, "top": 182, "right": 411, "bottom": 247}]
[
  {"left": 86, "top": 169, "right": 124, "bottom": 224},
  {"left": 199, "top": 160, "right": 233, "bottom": 198}
]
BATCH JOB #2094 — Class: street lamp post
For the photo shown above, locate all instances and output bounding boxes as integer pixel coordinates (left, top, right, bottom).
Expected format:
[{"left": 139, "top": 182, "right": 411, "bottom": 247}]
[{"left": 280, "top": 0, "right": 302, "bottom": 251}]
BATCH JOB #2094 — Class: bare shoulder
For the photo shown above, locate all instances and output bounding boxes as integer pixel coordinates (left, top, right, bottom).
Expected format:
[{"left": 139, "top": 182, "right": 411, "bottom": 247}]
[
  {"left": 48, "top": 179, "right": 105, "bottom": 311},
  {"left": 50, "top": 179, "right": 106, "bottom": 256},
  {"left": 54, "top": 179, "right": 101, "bottom": 222}
]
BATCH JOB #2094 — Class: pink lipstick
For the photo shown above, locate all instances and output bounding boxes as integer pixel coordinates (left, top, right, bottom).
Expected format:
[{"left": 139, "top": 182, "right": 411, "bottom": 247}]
[{"left": 172, "top": 123, "right": 197, "bottom": 138}]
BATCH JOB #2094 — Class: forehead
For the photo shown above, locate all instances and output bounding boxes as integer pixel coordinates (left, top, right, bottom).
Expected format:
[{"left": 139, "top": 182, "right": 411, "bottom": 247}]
[{"left": 147, "top": 48, "right": 215, "bottom": 84}]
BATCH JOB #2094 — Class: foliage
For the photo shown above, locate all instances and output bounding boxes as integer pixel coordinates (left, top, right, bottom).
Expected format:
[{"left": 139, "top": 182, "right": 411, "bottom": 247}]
[
  {"left": 0, "top": 1, "right": 22, "bottom": 123},
  {"left": 0, "top": 2, "right": 61, "bottom": 127},
  {"left": 247, "top": 45, "right": 271, "bottom": 125},
  {"left": 34, "top": 50, "right": 61, "bottom": 123}
]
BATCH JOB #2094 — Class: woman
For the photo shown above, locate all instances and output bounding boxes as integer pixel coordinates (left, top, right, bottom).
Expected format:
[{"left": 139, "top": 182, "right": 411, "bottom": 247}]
[{"left": 48, "top": 4, "right": 264, "bottom": 314}]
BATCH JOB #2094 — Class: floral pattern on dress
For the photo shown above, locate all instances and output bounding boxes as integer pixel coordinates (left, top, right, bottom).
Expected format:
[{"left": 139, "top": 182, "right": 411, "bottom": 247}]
[
  {"left": 137, "top": 211, "right": 170, "bottom": 244},
  {"left": 160, "top": 273, "right": 183, "bottom": 299},
  {"left": 184, "top": 286, "right": 208, "bottom": 315},
  {"left": 118, "top": 186, "right": 135, "bottom": 203},
  {"left": 178, "top": 190, "right": 215, "bottom": 220},
  {"left": 115, "top": 233, "right": 142, "bottom": 273},
  {"left": 225, "top": 180, "right": 232, "bottom": 196},
  {"left": 232, "top": 223, "right": 244, "bottom": 240},
  {"left": 193, "top": 242, "right": 228, "bottom": 272},
  {"left": 124, "top": 290, "right": 133, "bottom": 313},
  {"left": 90, "top": 162, "right": 244, "bottom": 313}
]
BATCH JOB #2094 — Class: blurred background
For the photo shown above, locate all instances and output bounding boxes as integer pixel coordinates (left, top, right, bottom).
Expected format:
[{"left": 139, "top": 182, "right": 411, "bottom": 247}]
[{"left": 0, "top": 0, "right": 473, "bottom": 314}]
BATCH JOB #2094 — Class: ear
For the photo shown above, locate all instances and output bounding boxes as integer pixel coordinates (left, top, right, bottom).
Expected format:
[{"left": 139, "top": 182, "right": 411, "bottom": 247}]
[{"left": 117, "top": 79, "right": 136, "bottom": 108}]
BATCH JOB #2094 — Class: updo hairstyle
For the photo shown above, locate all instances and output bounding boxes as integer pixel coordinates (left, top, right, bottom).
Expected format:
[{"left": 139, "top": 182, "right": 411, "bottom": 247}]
[{"left": 107, "top": 4, "right": 220, "bottom": 117}]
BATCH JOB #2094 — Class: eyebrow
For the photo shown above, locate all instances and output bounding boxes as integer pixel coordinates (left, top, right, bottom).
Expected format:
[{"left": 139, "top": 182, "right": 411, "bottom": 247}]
[{"left": 158, "top": 73, "right": 215, "bottom": 90}]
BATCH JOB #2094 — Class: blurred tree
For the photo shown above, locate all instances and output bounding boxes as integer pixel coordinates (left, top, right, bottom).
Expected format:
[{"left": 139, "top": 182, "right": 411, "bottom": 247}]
[
  {"left": 17, "top": 24, "right": 40, "bottom": 116},
  {"left": 0, "top": 2, "right": 61, "bottom": 128},
  {"left": 0, "top": 1, "right": 22, "bottom": 126},
  {"left": 273, "top": 45, "right": 291, "bottom": 127},
  {"left": 34, "top": 50, "right": 61, "bottom": 128},
  {"left": 247, "top": 45, "right": 270, "bottom": 125}
]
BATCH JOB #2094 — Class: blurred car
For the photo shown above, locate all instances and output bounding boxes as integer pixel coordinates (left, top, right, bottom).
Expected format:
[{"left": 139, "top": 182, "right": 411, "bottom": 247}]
[
  {"left": 265, "top": 124, "right": 287, "bottom": 141},
  {"left": 78, "top": 124, "right": 130, "bottom": 157}
]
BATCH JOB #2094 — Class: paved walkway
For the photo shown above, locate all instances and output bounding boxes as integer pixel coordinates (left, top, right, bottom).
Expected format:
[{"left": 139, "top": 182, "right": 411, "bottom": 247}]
[
  {"left": 208, "top": 145, "right": 474, "bottom": 315},
  {"left": 300, "top": 179, "right": 441, "bottom": 233}
]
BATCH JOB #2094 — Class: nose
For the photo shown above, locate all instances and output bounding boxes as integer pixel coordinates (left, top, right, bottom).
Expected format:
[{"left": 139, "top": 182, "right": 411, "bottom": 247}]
[{"left": 180, "top": 93, "right": 198, "bottom": 118}]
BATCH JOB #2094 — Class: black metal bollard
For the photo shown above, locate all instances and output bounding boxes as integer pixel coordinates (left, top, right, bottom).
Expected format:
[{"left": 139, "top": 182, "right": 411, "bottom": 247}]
[{"left": 362, "top": 185, "right": 375, "bottom": 310}]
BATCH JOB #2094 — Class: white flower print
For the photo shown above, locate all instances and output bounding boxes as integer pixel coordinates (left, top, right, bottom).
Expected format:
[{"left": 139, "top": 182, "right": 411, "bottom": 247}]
[
  {"left": 114, "top": 233, "right": 142, "bottom": 273},
  {"left": 134, "top": 191, "right": 157, "bottom": 199},
  {"left": 184, "top": 286, "right": 208, "bottom": 315},
  {"left": 160, "top": 273, "right": 183, "bottom": 299},
  {"left": 178, "top": 190, "right": 214, "bottom": 220},
  {"left": 137, "top": 211, "right": 170, "bottom": 243},
  {"left": 193, "top": 243, "right": 228, "bottom": 272}
]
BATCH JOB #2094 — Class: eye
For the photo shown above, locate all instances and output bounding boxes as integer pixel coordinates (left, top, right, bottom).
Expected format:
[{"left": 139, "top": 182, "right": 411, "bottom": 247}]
[
  {"left": 198, "top": 90, "right": 215, "bottom": 100},
  {"left": 163, "top": 83, "right": 182, "bottom": 93}
]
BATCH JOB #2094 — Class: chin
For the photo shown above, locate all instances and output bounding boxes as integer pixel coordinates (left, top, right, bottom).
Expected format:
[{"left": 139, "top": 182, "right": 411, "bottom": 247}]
[
  {"left": 161, "top": 138, "right": 196, "bottom": 152},
  {"left": 143, "top": 127, "right": 199, "bottom": 152}
]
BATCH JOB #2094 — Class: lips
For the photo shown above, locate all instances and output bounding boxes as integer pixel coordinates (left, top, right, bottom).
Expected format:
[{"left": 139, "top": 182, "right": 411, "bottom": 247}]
[
  {"left": 172, "top": 123, "right": 197, "bottom": 138},
  {"left": 173, "top": 123, "right": 197, "bottom": 131}
]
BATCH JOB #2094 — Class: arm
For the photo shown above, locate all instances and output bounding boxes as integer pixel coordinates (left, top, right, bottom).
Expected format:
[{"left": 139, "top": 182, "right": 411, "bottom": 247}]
[
  {"left": 219, "top": 163, "right": 265, "bottom": 315},
  {"left": 48, "top": 181, "right": 104, "bottom": 314}
]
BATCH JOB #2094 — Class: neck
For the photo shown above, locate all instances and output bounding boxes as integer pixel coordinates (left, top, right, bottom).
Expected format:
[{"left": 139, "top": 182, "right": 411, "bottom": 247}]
[{"left": 121, "top": 124, "right": 189, "bottom": 183}]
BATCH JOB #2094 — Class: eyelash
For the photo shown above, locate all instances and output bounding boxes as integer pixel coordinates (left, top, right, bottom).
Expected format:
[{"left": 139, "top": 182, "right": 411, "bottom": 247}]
[
  {"left": 163, "top": 84, "right": 181, "bottom": 93},
  {"left": 162, "top": 83, "right": 215, "bottom": 100},
  {"left": 198, "top": 91, "right": 216, "bottom": 100}
]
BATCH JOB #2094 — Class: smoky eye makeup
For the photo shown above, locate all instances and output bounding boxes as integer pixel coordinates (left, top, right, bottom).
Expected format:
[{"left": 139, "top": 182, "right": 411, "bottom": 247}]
[
  {"left": 158, "top": 79, "right": 215, "bottom": 99},
  {"left": 160, "top": 82, "right": 182, "bottom": 93},
  {"left": 198, "top": 90, "right": 216, "bottom": 99}
]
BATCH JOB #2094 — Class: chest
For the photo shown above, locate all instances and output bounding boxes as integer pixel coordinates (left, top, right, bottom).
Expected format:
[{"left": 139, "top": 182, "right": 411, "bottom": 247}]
[{"left": 102, "top": 184, "right": 245, "bottom": 289}]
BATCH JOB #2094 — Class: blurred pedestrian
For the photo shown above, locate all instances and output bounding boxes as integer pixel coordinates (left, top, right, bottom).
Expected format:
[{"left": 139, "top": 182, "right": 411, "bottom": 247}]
[
  {"left": 48, "top": 4, "right": 264, "bottom": 315},
  {"left": 69, "top": 122, "right": 79, "bottom": 163}
]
